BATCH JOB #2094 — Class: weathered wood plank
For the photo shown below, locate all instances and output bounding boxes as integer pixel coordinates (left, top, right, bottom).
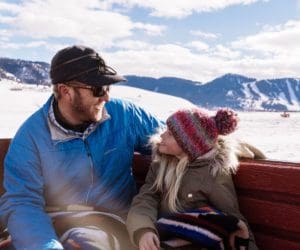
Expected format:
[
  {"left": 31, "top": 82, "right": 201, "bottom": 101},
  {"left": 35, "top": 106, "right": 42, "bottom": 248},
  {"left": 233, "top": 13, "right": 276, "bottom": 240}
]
[
  {"left": 0, "top": 138, "right": 10, "bottom": 196},
  {"left": 238, "top": 197, "right": 300, "bottom": 234},
  {"left": 235, "top": 160, "right": 300, "bottom": 195},
  {"left": 255, "top": 233, "right": 300, "bottom": 250}
]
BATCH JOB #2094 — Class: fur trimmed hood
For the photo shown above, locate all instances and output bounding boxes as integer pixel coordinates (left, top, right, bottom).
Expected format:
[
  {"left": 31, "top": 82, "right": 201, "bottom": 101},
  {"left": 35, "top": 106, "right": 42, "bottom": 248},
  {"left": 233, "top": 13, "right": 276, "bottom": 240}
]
[
  {"left": 190, "top": 136, "right": 239, "bottom": 176},
  {"left": 149, "top": 132, "right": 266, "bottom": 177}
]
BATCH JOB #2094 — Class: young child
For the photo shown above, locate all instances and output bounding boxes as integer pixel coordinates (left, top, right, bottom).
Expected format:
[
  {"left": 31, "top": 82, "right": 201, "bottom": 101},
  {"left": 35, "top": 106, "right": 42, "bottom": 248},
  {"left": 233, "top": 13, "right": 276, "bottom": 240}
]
[{"left": 126, "top": 107, "right": 258, "bottom": 250}]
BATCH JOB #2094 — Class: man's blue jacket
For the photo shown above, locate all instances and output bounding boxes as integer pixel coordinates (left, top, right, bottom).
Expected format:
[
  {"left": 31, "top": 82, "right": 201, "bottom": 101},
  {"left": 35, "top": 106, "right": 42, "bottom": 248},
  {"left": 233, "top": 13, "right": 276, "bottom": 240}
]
[{"left": 0, "top": 96, "right": 163, "bottom": 249}]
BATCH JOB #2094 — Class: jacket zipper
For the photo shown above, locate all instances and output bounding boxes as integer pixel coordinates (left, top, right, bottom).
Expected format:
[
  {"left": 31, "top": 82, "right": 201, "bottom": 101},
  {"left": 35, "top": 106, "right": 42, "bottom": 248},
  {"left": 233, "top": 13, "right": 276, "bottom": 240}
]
[{"left": 83, "top": 139, "right": 94, "bottom": 205}]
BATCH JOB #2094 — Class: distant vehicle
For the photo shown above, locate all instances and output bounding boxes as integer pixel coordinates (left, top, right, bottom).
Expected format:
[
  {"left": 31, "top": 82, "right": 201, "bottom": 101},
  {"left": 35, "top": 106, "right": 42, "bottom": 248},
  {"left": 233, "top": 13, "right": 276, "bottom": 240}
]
[
  {"left": 281, "top": 111, "right": 290, "bottom": 118},
  {"left": 9, "top": 87, "right": 22, "bottom": 91}
]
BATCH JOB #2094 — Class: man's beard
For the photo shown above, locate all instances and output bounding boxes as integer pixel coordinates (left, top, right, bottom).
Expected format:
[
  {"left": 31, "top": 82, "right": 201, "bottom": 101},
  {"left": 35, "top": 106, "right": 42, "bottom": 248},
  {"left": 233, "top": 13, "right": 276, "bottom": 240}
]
[{"left": 71, "top": 88, "right": 96, "bottom": 123}]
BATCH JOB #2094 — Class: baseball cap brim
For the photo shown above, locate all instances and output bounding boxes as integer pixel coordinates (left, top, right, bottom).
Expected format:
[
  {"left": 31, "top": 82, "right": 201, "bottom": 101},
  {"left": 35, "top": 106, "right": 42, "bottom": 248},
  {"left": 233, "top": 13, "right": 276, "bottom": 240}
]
[{"left": 76, "top": 70, "right": 127, "bottom": 87}]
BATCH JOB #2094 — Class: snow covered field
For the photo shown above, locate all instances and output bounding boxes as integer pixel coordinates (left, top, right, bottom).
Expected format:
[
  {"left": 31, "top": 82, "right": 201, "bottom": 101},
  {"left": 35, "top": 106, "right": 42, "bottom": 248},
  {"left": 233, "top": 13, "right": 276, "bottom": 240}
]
[{"left": 0, "top": 80, "right": 299, "bottom": 162}]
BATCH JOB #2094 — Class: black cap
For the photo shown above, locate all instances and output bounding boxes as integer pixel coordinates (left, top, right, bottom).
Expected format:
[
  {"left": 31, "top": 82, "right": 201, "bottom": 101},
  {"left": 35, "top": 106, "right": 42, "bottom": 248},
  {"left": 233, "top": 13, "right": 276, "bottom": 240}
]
[{"left": 50, "top": 45, "right": 126, "bottom": 86}]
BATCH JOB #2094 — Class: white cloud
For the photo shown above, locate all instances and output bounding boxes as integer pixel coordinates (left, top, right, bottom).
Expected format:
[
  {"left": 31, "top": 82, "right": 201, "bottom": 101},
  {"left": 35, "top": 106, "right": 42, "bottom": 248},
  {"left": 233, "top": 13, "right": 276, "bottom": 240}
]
[
  {"left": 212, "top": 19, "right": 300, "bottom": 79},
  {"left": 0, "top": 2, "right": 20, "bottom": 13},
  {"left": 0, "top": 0, "right": 164, "bottom": 51},
  {"left": 0, "top": 29, "right": 12, "bottom": 41},
  {"left": 114, "top": 40, "right": 153, "bottom": 50},
  {"left": 104, "top": 27, "right": 300, "bottom": 82},
  {"left": 11, "top": 0, "right": 133, "bottom": 48},
  {"left": 190, "top": 30, "right": 219, "bottom": 40},
  {"left": 102, "top": 0, "right": 261, "bottom": 18},
  {"left": 232, "top": 19, "right": 300, "bottom": 55},
  {"left": 212, "top": 45, "right": 241, "bottom": 59},
  {"left": 133, "top": 22, "right": 166, "bottom": 36},
  {"left": 104, "top": 43, "right": 233, "bottom": 82},
  {"left": 187, "top": 41, "right": 209, "bottom": 51},
  {"left": 0, "top": 40, "right": 56, "bottom": 50},
  {"left": 0, "top": 41, "right": 20, "bottom": 49},
  {"left": 0, "top": 14, "right": 14, "bottom": 24},
  {"left": 222, "top": 55, "right": 300, "bottom": 80}
]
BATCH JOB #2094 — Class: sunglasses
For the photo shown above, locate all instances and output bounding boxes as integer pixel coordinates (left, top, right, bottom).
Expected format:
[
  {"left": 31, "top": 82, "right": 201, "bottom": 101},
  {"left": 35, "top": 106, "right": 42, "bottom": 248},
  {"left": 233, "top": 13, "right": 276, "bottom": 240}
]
[{"left": 66, "top": 82, "right": 110, "bottom": 97}]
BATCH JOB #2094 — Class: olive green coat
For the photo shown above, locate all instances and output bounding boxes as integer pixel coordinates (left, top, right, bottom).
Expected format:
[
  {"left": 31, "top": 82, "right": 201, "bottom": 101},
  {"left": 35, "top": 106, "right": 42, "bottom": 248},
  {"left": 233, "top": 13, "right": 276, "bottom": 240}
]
[{"left": 126, "top": 139, "right": 259, "bottom": 249}]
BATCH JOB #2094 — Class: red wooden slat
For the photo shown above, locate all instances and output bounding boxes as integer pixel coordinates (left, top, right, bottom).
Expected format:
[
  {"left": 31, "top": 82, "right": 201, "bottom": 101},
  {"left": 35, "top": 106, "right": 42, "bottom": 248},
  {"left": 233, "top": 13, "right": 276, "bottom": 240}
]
[
  {"left": 255, "top": 232, "right": 300, "bottom": 250},
  {"left": 234, "top": 161, "right": 300, "bottom": 195},
  {"left": 236, "top": 188, "right": 300, "bottom": 206},
  {"left": 0, "top": 138, "right": 10, "bottom": 196},
  {"left": 238, "top": 197, "right": 300, "bottom": 234},
  {"left": 240, "top": 158, "right": 300, "bottom": 168}
]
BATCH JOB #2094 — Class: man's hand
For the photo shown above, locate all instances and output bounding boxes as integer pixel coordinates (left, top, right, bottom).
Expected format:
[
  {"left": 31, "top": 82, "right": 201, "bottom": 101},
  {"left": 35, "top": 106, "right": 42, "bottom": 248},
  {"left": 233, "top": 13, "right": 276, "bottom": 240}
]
[
  {"left": 229, "top": 220, "right": 249, "bottom": 250},
  {"left": 139, "top": 231, "right": 160, "bottom": 250}
]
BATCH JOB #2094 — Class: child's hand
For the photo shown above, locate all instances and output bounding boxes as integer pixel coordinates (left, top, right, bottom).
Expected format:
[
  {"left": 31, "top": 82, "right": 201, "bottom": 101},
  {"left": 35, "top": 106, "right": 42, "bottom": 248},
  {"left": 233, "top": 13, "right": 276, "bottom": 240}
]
[
  {"left": 66, "top": 239, "right": 82, "bottom": 250},
  {"left": 139, "top": 231, "right": 160, "bottom": 250},
  {"left": 229, "top": 220, "right": 249, "bottom": 250}
]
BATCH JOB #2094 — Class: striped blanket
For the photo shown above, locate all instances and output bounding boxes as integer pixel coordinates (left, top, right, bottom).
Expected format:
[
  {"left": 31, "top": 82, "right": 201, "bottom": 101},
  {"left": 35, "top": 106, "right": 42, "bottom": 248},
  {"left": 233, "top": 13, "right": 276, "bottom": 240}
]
[{"left": 156, "top": 206, "right": 239, "bottom": 249}]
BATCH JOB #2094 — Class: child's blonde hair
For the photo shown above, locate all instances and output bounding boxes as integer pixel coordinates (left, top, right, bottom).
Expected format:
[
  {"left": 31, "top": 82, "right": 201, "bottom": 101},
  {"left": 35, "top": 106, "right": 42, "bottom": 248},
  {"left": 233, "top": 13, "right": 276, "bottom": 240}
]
[{"left": 149, "top": 133, "right": 189, "bottom": 212}]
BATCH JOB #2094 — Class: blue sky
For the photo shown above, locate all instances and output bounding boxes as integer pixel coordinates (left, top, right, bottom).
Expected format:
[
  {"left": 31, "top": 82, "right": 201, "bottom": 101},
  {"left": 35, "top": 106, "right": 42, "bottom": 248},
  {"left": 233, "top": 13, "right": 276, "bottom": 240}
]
[{"left": 0, "top": 0, "right": 300, "bottom": 82}]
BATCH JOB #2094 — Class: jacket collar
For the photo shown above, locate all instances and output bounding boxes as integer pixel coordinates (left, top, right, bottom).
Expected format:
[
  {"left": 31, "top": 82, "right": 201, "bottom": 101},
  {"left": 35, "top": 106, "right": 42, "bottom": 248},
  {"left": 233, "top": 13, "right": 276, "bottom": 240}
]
[{"left": 43, "top": 95, "right": 110, "bottom": 142}]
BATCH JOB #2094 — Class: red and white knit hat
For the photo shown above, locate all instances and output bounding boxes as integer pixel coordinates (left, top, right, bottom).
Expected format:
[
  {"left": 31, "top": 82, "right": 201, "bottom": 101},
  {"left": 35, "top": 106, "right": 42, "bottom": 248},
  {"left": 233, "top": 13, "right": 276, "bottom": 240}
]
[{"left": 166, "top": 108, "right": 238, "bottom": 161}]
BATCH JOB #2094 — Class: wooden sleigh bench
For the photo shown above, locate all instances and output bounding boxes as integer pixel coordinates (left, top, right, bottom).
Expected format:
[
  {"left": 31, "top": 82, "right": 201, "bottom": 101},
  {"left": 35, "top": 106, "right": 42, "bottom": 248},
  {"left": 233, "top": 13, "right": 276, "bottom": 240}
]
[{"left": 1, "top": 138, "right": 300, "bottom": 249}]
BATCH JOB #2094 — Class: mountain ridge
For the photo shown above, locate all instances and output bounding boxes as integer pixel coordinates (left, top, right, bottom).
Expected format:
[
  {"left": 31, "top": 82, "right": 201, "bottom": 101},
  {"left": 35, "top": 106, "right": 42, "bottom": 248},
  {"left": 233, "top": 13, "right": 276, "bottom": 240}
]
[{"left": 0, "top": 57, "right": 299, "bottom": 111}]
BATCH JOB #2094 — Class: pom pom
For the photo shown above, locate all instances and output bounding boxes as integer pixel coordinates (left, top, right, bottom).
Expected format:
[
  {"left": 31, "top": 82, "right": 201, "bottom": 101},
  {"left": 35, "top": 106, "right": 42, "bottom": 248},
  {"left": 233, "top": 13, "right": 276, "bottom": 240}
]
[{"left": 214, "top": 108, "right": 238, "bottom": 135}]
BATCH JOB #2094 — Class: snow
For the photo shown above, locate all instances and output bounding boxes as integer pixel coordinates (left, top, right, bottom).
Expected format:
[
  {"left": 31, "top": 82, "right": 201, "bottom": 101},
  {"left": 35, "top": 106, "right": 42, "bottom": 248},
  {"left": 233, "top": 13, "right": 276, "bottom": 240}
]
[
  {"left": 231, "top": 111, "right": 300, "bottom": 162},
  {"left": 249, "top": 82, "right": 269, "bottom": 102},
  {"left": 286, "top": 79, "right": 300, "bottom": 110},
  {"left": 0, "top": 79, "right": 299, "bottom": 162},
  {"left": 242, "top": 82, "right": 258, "bottom": 109},
  {"left": 110, "top": 85, "right": 194, "bottom": 120},
  {"left": 0, "top": 81, "right": 51, "bottom": 137},
  {"left": 242, "top": 80, "right": 300, "bottom": 111},
  {"left": 226, "top": 90, "right": 234, "bottom": 97}
]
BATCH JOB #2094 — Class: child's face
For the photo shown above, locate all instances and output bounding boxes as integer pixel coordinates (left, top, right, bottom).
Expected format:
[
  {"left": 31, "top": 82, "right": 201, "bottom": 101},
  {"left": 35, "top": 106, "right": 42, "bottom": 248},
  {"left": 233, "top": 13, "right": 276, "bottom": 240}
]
[{"left": 159, "top": 129, "right": 186, "bottom": 158}]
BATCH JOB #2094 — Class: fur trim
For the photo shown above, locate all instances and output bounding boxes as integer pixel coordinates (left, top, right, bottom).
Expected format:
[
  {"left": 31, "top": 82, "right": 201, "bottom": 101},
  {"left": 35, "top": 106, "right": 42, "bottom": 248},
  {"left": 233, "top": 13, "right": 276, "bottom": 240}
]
[
  {"left": 234, "top": 139, "right": 266, "bottom": 160},
  {"left": 195, "top": 137, "right": 239, "bottom": 177},
  {"left": 148, "top": 131, "right": 161, "bottom": 158}
]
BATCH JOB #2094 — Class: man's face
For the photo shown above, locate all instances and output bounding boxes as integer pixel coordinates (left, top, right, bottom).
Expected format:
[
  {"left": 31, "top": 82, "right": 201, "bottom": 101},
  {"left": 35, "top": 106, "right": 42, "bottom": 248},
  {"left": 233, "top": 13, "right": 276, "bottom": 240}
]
[{"left": 69, "top": 84, "right": 110, "bottom": 124}]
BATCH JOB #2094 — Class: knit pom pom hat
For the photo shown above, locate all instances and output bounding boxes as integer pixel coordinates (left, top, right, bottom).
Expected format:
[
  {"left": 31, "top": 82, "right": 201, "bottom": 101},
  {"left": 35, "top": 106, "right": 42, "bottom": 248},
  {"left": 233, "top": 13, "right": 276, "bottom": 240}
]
[{"left": 166, "top": 108, "right": 238, "bottom": 161}]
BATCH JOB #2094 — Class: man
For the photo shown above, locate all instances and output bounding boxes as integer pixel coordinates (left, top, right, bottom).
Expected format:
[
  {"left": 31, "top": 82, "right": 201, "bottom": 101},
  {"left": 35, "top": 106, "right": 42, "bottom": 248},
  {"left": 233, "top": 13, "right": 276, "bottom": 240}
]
[{"left": 0, "top": 45, "right": 163, "bottom": 249}]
